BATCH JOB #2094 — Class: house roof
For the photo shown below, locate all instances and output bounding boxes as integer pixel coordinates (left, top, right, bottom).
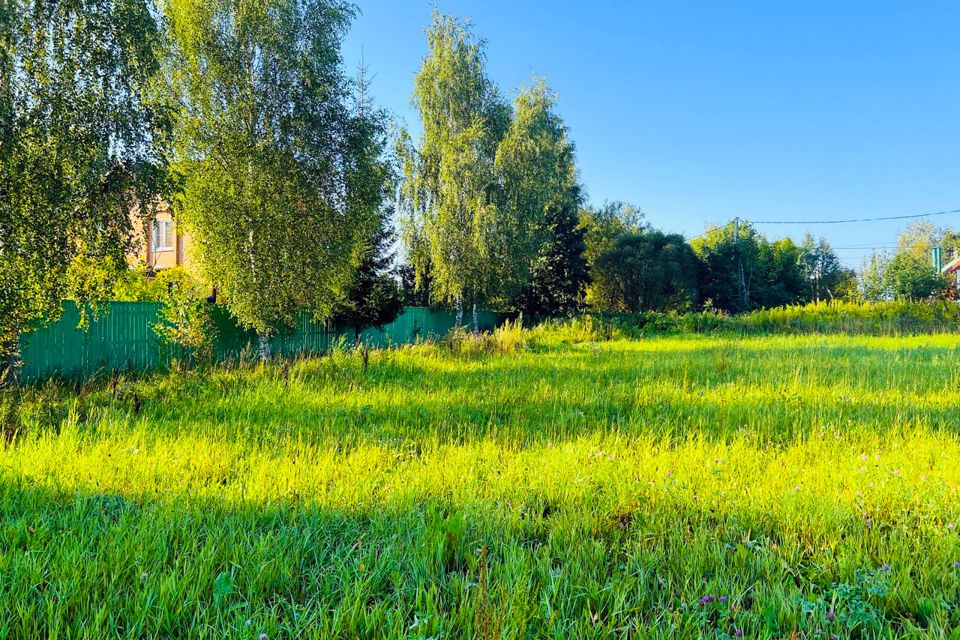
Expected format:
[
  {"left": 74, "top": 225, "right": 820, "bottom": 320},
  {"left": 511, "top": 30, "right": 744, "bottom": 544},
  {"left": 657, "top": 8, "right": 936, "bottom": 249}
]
[{"left": 942, "top": 256, "right": 960, "bottom": 275}]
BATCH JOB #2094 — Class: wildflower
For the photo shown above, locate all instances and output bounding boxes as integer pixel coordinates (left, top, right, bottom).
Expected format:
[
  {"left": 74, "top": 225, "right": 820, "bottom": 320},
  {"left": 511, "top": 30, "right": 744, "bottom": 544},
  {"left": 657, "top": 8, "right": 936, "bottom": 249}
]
[
  {"left": 734, "top": 630, "right": 743, "bottom": 638},
  {"left": 140, "top": 572, "right": 148, "bottom": 580},
  {"left": 954, "top": 561, "right": 960, "bottom": 568},
  {"left": 698, "top": 595, "right": 715, "bottom": 605},
  {"left": 245, "top": 619, "right": 252, "bottom": 627},
  {"left": 827, "top": 610, "right": 835, "bottom": 621},
  {"left": 719, "top": 595, "right": 728, "bottom": 603},
  {"left": 259, "top": 634, "right": 268, "bottom": 640},
  {"left": 881, "top": 563, "right": 890, "bottom": 571}
]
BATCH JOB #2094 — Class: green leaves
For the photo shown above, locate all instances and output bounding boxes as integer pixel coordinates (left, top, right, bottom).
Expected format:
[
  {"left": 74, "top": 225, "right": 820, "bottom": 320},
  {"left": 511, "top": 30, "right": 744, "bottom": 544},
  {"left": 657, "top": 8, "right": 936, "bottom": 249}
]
[
  {"left": 590, "top": 231, "right": 699, "bottom": 313},
  {"left": 1, "top": 0, "right": 169, "bottom": 356},
  {"left": 400, "top": 14, "right": 580, "bottom": 316},
  {"left": 859, "top": 222, "right": 953, "bottom": 302},
  {"left": 162, "top": 0, "right": 383, "bottom": 338},
  {"left": 213, "top": 570, "right": 234, "bottom": 603}
]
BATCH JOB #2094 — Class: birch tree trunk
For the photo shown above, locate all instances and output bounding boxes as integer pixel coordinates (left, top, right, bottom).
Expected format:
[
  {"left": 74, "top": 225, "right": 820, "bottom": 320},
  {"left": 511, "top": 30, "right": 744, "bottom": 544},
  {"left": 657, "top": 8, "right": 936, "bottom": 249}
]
[
  {"left": 0, "top": 337, "right": 17, "bottom": 389},
  {"left": 257, "top": 332, "right": 271, "bottom": 362},
  {"left": 471, "top": 301, "right": 479, "bottom": 334},
  {"left": 455, "top": 295, "right": 464, "bottom": 327}
]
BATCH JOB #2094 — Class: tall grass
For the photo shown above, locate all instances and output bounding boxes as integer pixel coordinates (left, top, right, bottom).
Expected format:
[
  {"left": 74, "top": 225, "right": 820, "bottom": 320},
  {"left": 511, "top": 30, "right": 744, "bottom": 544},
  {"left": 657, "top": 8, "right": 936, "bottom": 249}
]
[
  {"left": 2, "top": 331, "right": 960, "bottom": 637},
  {"left": 538, "top": 300, "right": 960, "bottom": 342}
]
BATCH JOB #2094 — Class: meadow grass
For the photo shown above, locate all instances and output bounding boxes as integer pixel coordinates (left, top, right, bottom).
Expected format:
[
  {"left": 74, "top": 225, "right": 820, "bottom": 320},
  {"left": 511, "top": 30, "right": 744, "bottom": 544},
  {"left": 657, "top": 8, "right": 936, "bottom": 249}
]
[{"left": 3, "top": 330, "right": 960, "bottom": 638}]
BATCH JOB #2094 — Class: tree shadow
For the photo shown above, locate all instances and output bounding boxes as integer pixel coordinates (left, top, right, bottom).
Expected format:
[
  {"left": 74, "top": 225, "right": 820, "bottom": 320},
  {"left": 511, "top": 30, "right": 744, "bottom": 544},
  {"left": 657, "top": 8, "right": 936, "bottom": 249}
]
[{"left": 0, "top": 464, "right": 955, "bottom": 638}]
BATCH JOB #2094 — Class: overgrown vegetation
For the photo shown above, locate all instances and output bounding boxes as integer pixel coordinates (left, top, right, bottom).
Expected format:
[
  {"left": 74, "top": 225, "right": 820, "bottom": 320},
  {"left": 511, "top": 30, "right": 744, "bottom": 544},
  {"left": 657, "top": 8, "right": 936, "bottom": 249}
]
[
  {"left": 535, "top": 300, "right": 960, "bottom": 340},
  {"left": 3, "top": 3, "right": 960, "bottom": 636},
  {"left": 3, "top": 325, "right": 960, "bottom": 637},
  {"left": 0, "top": 0, "right": 170, "bottom": 358}
]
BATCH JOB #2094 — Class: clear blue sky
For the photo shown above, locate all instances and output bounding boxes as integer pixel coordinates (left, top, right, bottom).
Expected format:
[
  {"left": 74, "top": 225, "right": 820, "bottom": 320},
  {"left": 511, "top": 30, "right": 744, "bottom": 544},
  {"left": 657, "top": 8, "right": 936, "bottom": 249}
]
[{"left": 342, "top": 1, "right": 960, "bottom": 266}]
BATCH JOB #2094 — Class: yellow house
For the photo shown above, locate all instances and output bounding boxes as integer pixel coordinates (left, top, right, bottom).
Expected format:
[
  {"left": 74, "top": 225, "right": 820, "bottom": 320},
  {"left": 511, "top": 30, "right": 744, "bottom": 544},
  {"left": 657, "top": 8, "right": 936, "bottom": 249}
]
[{"left": 130, "top": 201, "right": 192, "bottom": 273}]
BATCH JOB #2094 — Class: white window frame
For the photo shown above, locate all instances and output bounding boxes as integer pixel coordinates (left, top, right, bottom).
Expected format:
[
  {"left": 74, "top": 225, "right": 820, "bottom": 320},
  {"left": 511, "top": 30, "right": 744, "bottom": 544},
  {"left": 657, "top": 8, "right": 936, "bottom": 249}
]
[{"left": 152, "top": 219, "right": 175, "bottom": 253}]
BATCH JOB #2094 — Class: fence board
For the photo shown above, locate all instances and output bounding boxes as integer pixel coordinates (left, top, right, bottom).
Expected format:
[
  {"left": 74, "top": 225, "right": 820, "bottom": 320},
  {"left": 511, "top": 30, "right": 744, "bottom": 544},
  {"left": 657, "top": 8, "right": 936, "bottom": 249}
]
[{"left": 18, "top": 303, "right": 502, "bottom": 383}]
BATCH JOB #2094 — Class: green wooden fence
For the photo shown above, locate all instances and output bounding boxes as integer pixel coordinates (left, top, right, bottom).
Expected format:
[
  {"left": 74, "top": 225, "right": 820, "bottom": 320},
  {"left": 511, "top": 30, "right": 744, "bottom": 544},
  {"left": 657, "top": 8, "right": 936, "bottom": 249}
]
[{"left": 17, "top": 302, "right": 502, "bottom": 383}]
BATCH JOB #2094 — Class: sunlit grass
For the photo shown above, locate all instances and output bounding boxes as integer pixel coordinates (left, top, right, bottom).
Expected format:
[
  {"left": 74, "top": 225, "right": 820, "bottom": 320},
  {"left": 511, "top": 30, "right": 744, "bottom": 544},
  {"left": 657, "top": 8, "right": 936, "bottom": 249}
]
[{"left": 4, "top": 331, "right": 960, "bottom": 637}]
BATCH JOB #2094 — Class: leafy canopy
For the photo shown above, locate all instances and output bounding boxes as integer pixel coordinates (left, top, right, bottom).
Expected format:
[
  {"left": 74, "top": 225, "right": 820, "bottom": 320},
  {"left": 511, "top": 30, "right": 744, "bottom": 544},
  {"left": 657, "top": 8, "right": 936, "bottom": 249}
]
[
  {"left": 0, "top": 0, "right": 169, "bottom": 356},
  {"left": 162, "top": 0, "right": 383, "bottom": 336},
  {"left": 590, "top": 231, "right": 698, "bottom": 313},
  {"left": 399, "top": 12, "right": 533, "bottom": 311}
]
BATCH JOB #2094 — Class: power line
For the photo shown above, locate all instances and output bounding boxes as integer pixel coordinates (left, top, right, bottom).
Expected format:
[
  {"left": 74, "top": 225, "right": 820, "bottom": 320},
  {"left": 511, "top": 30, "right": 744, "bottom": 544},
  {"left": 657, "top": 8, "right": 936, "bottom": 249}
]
[
  {"left": 683, "top": 207, "right": 960, "bottom": 244},
  {"left": 685, "top": 221, "right": 733, "bottom": 243},
  {"left": 751, "top": 207, "right": 960, "bottom": 225},
  {"left": 833, "top": 245, "right": 898, "bottom": 251}
]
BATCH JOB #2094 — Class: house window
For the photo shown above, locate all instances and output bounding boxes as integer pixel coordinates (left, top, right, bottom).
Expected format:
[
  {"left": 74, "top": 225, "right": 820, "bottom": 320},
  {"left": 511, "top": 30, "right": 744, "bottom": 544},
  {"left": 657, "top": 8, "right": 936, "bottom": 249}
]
[{"left": 152, "top": 219, "right": 175, "bottom": 252}]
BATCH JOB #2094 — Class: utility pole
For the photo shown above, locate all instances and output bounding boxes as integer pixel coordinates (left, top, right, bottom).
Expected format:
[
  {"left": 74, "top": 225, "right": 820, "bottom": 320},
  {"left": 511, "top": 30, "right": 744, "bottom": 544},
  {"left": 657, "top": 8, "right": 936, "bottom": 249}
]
[{"left": 733, "top": 217, "right": 749, "bottom": 309}]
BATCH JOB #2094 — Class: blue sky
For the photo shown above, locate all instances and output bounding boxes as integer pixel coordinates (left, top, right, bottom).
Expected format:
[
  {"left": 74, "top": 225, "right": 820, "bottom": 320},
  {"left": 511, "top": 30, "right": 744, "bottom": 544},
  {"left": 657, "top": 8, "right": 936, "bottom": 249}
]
[{"left": 342, "top": 1, "right": 960, "bottom": 266}]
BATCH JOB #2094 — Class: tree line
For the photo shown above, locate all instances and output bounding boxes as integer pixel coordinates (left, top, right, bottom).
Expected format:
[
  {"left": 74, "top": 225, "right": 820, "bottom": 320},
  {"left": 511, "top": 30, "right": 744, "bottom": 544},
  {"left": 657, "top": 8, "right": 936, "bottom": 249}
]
[{"left": 1, "top": 1, "right": 954, "bottom": 362}]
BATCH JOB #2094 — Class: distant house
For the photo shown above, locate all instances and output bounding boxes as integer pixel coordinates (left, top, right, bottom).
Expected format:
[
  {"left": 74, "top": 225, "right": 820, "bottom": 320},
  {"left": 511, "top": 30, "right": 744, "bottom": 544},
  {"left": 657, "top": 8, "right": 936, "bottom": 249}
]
[
  {"left": 941, "top": 253, "right": 960, "bottom": 295},
  {"left": 130, "top": 200, "right": 192, "bottom": 274}
]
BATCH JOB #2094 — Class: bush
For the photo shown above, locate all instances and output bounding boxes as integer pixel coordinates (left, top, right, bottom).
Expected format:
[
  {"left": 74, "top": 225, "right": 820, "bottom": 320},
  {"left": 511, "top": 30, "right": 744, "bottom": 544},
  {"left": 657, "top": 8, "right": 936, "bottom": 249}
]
[{"left": 113, "top": 267, "right": 219, "bottom": 366}]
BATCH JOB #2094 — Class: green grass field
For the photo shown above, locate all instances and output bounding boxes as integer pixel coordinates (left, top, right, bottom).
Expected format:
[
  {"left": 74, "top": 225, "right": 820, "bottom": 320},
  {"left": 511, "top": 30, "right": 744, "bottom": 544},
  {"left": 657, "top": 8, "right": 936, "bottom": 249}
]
[{"left": 4, "top": 330, "right": 960, "bottom": 638}]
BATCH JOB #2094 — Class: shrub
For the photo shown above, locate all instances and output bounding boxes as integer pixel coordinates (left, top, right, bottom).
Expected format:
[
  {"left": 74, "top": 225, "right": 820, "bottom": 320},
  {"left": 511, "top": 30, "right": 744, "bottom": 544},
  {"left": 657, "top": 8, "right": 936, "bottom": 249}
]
[{"left": 150, "top": 269, "right": 218, "bottom": 366}]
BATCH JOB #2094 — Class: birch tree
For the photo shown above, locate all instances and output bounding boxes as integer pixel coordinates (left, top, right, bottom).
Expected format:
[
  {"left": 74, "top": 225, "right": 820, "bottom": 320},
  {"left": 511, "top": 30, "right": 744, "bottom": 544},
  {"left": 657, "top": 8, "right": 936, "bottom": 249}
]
[
  {"left": 398, "top": 12, "right": 513, "bottom": 329},
  {"left": 0, "top": 0, "right": 169, "bottom": 363},
  {"left": 497, "top": 80, "right": 586, "bottom": 318},
  {"left": 162, "top": 0, "right": 380, "bottom": 355}
]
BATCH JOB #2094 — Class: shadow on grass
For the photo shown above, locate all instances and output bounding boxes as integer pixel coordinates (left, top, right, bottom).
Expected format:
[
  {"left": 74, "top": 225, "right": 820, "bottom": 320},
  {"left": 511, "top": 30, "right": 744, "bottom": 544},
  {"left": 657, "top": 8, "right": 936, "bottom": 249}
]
[{"left": 1, "top": 470, "right": 957, "bottom": 638}]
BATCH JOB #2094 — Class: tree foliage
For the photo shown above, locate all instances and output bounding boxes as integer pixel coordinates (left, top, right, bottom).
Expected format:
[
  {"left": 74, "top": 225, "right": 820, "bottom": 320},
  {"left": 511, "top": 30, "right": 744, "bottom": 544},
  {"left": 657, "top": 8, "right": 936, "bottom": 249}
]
[
  {"left": 885, "top": 252, "right": 947, "bottom": 300},
  {"left": 162, "top": 0, "right": 380, "bottom": 340},
  {"left": 151, "top": 268, "right": 218, "bottom": 364},
  {"left": 501, "top": 81, "right": 586, "bottom": 318},
  {"left": 329, "top": 65, "right": 402, "bottom": 340},
  {"left": 0, "top": 0, "right": 169, "bottom": 357},
  {"left": 579, "top": 202, "right": 646, "bottom": 268},
  {"left": 513, "top": 195, "right": 588, "bottom": 318},
  {"left": 691, "top": 222, "right": 810, "bottom": 313},
  {"left": 398, "top": 13, "right": 532, "bottom": 321},
  {"left": 857, "top": 222, "right": 952, "bottom": 302},
  {"left": 691, "top": 223, "right": 758, "bottom": 313},
  {"left": 331, "top": 190, "right": 403, "bottom": 340},
  {"left": 799, "top": 233, "right": 845, "bottom": 302},
  {"left": 590, "top": 231, "right": 698, "bottom": 313},
  {"left": 330, "top": 225, "right": 403, "bottom": 341}
]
